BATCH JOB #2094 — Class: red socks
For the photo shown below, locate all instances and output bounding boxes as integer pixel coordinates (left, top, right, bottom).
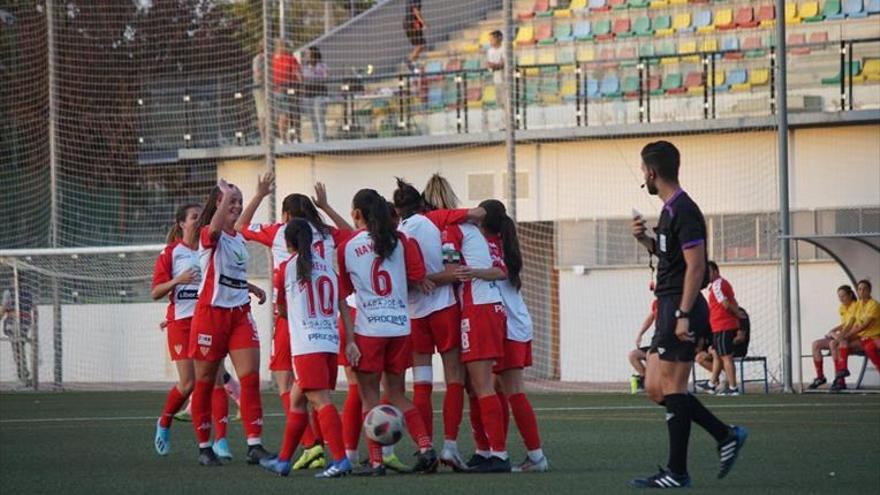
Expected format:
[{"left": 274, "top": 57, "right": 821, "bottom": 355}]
[
  {"left": 469, "top": 394, "right": 490, "bottom": 451},
  {"left": 403, "top": 406, "right": 433, "bottom": 450},
  {"left": 159, "top": 386, "right": 188, "bottom": 428},
  {"left": 478, "top": 395, "right": 507, "bottom": 453},
  {"left": 239, "top": 373, "right": 263, "bottom": 442},
  {"left": 508, "top": 393, "right": 541, "bottom": 450},
  {"left": 317, "top": 404, "right": 345, "bottom": 462},
  {"left": 413, "top": 383, "right": 434, "bottom": 439},
  {"left": 863, "top": 339, "right": 880, "bottom": 369},
  {"left": 836, "top": 346, "right": 850, "bottom": 373},
  {"left": 343, "top": 384, "right": 362, "bottom": 451},
  {"left": 813, "top": 357, "right": 825, "bottom": 380},
  {"left": 280, "top": 391, "right": 291, "bottom": 413},
  {"left": 311, "top": 408, "right": 324, "bottom": 443},
  {"left": 279, "top": 411, "right": 309, "bottom": 462},
  {"left": 496, "top": 391, "right": 510, "bottom": 437},
  {"left": 191, "top": 379, "right": 213, "bottom": 446},
  {"left": 443, "top": 382, "right": 464, "bottom": 441},
  {"left": 212, "top": 386, "right": 229, "bottom": 440},
  {"left": 364, "top": 411, "right": 383, "bottom": 467}
]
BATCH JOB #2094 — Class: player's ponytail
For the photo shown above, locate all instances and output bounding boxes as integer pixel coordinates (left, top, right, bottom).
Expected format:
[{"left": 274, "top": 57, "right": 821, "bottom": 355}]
[
  {"left": 282, "top": 193, "right": 330, "bottom": 236},
  {"left": 422, "top": 173, "right": 460, "bottom": 210},
  {"left": 195, "top": 186, "right": 222, "bottom": 234},
  {"left": 353, "top": 189, "right": 398, "bottom": 260},
  {"left": 166, "top": 203, "right": 201, "bottom": 244},
  {"left": 480, "top": 199, "right": 523, "bottom": 291},
  {"left": 393, "top": 177, "right": 424, "bottom": 219},
  {"left": 285, "top": 218, "right": 314, "bottom": 281}
]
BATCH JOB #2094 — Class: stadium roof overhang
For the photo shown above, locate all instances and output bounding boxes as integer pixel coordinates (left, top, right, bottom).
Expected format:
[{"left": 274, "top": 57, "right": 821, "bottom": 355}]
[{"left": 784, "top": 234, "right": 880, "bottom": 287}]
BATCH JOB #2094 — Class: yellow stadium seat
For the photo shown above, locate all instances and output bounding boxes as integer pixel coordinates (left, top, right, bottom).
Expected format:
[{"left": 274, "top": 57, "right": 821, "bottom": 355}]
[
  {"left": 854, "top": 59, "right": 880, "bottom": 83},
  {"left": 785, "top": 3, "right": 801, "bottom": 24},
  {"left": 714, "top": 9, "right": 734, "bottom": 28},
  {"left": 679, "top": 40, "right": 699, "bottom": 63},
  {"left": 799, "top": 1, "right": 820, "bottom": 20},
  {"left": 670, "top": 0, "right": 687, "bottom": 4},
  {"left": 710, "top": 70, "right": 726, "bottom": 88},
  {"left": 478, "top": 30, "right": 492, "bottom": 47},
  {"left": 673, "top": 13, "right": 692, "bottom": 33},
  {"left": 554, "top": 8, "right": 573, "bottom": 17},
  {"left": 569, "top": 0, "right": 588, "bottom": 10},
  {"left": 515, "top": 25, "right": 536, "bottom": 46},
  {"left": 519, "top": 52, "right": 539, "bottom": 76},
  {"left": 749, "top": 68, "right": 770, "bottom": 86},
  {"left": 576, "top": 46, "right": 595, "bottom": 62},
  {"left": 650, "top": 0, "right": 669, "bottom": 8},
  {"left": 700, "top": 38, "right": 718, "bottom": 53},
  {"left": 459, "top": 41, "right": 481, "bottom": 54},
  {"left": 560, "top": 78, "right": 578, "bottom": 99},
  {"left": 482, "top": 84, "right": 497, "bottom": 106},
  {"left": 731, "top": 80, "right": 751, "bottom": 92},
  {"left": 538, "top": 50, "right": 556, "bottom": 66}
]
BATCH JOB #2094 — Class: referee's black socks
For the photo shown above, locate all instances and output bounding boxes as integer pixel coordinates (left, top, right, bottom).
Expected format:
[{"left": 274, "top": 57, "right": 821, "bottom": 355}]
[
  {"left": 687, "top": 394, "right": 732, "bottom": 442},
  {"left": 663, "top": 393, "right": 691, "bottom": 476}
]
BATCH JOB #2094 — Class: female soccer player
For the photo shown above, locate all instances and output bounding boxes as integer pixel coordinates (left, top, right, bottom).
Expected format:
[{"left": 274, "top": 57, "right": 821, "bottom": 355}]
[
  {"left": 422, "top": 175, "right": 511, "bottom": 473},
  {"left": 831, "top": 279, "right": 880, "bottom": 391},
  {"left": 237, "top": 179, "right": 352, "bottom": 470},
  {"left": 337, "top": 188, "right": 438, "bottom": 475},
  {"left": 392, "top": 177, "right": 486, "bottom": 471},
  {"left": 808, "top": 285, "right": 858, "bottom": 389},
  {"left": 152, "top": 204, "right": 234, "bottom": 460},
  {"left": 259, "top": 219, "right": 356, "bottom": 478},
  {"left": 189, "top": 178, "right": 271, "bottom": 467},
  {"left": 476, "top": 199, "right": 548, "bottom": 473}
]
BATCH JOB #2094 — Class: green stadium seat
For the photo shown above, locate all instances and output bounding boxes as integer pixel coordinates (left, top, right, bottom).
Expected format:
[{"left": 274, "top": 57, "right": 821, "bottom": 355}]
[
  {"left": 662, "top": 72, "right": 684, "bottom": 94},
  {"left": 610, "top": 0, "right": 629, "bottom": 10},
  {"left": 558, "top": 46, "right": 577, "bottom": 69},
  {"left": 823, "top": 0, "right": 844, "bottom": 19},
  {"left": 633, "top": 16, "right": 653, "bottom": 36},
  {"left": 657, "top": 40, "right": 677, "bottom": 64},
  {"left": 654, "top": 15, "right": 673, "bottom": 36},
  {"left": 622, "top": 75, "right": 640, "bottom": 97},
  {"left": 554, "top": 22, "right": 574, "bottom": 42},
  {"left": 593, "top": 19, "right": 613, "bottom": 41},
  {"left": 463, "top": 58, "right": 482, "bottom": 79},
  {"left": 820, "top": 60, "right": 861, "bottom": 84},
  {"left": 629, "top": 0, "right": 650, "bottom": 8},
  {"left": 639, "top": 42, "right": 659, "bottom": 64}
]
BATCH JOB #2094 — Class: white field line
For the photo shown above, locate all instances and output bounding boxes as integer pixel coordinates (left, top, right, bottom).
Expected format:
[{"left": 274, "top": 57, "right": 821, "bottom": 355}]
[{"left": 1, "top": 401, "right": 877, "bottom": 425}]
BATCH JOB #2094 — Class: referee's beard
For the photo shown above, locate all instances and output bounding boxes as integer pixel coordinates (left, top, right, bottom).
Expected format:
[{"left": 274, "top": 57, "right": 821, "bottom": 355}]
[{"left": 645, "top": 178, "right": 659, "bottom": 195}]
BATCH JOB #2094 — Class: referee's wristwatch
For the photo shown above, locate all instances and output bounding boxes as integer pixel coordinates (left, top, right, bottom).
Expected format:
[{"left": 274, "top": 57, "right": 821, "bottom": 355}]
[{"left": 675, "top": 309, "right": 691, "bottom": 320}]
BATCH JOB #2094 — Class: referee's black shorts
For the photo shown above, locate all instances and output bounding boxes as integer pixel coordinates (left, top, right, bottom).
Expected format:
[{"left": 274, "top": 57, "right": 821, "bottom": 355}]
[{"left": 649, "top": 293, "right": 710, "bottom": 363}]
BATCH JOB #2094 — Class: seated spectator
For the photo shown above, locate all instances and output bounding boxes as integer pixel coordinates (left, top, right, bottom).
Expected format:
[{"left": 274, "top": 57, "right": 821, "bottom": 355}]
[
  {"left": 831, "top": 279, "right": 880, "bottom": 392},
  {"left": 698, "top": 262, "right": 744, "bottom": 396},
  {"left": 628, "top": 287, "right": 657, "bottom": 394},
  {"left": 696, "top": 307, "right": 750, "bottom": 394},
  {"left": 808, "top": 285, "right": 858, "bottom": 389}
]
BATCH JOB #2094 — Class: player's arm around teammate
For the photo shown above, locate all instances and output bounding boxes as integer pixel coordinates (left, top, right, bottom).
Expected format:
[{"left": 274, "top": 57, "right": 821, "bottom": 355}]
[
  {"left": 189, "top": 179, "right": 272, "bottom": 467},
  {"left": 808, "top": 286, "right": 856, "bottom": 389}
]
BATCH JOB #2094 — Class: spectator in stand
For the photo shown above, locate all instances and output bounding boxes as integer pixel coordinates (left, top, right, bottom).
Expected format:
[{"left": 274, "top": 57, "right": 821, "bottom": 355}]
[
  {"left": 271, "top": 39, "right": 302, "bottom": 143},
  {"left": 302, "top": 46, "right": 329, "bottom": 142},
  {"left": 808, "top": 285, "right": 858, "bottom": 389},
  {"left": 830, "top": 279, "right": 880, "bottom": 392},
  {"left": 1, "top": 273, "right": 36, "bottom": 387},
  {"left": 253, "top": 43, "right": 267, "bottom": 144},
  {"left": 700, "top": 261, "right": 742, "bottom": 396},
  {"left": 628, "top": 284, "right": 657, "bottom": 394},
  {"left": 485, "top": 30, "right": 507, "bottom": 127},
  {"left": 404, "top": 0, "right": 426, "bottom": 72}
]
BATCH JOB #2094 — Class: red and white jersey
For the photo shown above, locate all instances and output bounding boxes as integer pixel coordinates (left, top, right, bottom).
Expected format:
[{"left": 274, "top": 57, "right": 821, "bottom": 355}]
[
  {"left": 485, "top": 234, "right": 532, "bottom": 342},
  {"left": 198, "top": 227, "right": 250, "bottom": 308},
  {"left": 152, "top": 241, "right": 201, "bottom": 321},
  {"left": 338, "top": 230, "right": 426, "bottom": 337},
  {"left": 397, "top": 209, "right": 469, "bottom": 318},
  {"left": 242, "top": 221, "right": 351, "bottom": 270},
  {"left": 708, "top": 277, "right": 739, "bottom": 332},
  {"left": 442, "top": 223, "right": 503, "bottom": 308},
  {"left": 282, "top": 253, "right": 340, "bottom": 356}
]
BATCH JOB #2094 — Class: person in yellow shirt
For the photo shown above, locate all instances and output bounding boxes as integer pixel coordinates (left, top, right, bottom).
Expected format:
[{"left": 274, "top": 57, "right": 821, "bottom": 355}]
[
  {"left": 807, "top": 285, "right": 857, "bottom": 389},
  {"left": 831, "top": 280, "right": 880, "bottom": 392}
]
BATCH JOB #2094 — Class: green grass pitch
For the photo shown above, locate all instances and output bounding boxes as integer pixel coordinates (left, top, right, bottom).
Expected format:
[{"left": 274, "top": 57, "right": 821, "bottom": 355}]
[{"left": 1, "top": 391, "right": 878, "bottom": 494}]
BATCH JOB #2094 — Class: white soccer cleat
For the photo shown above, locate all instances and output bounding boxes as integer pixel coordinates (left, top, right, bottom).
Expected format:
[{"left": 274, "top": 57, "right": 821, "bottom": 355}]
[
  {"left": 512, "top": 455, "right": 549, "bottom": 473},
  {"left": 439, "top": 445, "right": 470, "bottom": 472}
]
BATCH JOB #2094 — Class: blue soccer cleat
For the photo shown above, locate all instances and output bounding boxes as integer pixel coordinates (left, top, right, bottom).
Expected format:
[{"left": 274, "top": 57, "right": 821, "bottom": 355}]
[
  {"left": 212, "top": 437, "right": 233, "bottom": 461},
  {"left": 630, "top": 466, "right": 692, "bottom": 489},
  {"left": 154, "top": 421, "right": 170, "bottom": 456},
  {"left": 315, "top": 457, "right": 353, "bottom": 478},
  {"left": 259, "top": 455, "right": 292, "bottom": 477},
  {"left": 718, "top": 425, "right": 748, "bottom": 479}
]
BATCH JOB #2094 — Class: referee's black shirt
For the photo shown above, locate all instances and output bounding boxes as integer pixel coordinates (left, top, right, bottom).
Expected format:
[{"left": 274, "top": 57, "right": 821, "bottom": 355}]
[{"left": 653, "top": 189, "right": 710, "bottom": 297}]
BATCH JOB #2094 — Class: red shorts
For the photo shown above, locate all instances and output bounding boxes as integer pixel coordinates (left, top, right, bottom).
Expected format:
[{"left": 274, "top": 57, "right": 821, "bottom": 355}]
[
  {"left": 411, "top": 304, "right": 461, "bottom": 354},
  {"left": 190, "top": 303, "right": 259, "bottom": 361},
  {"left": 493, "top": 340, "right": 533, "bottom": 374},
  {"left": 337, "top": 307, "right": 357, "bottom": 367},
  {"left": 460, "top": 303, "right": 506, "bottom": 363},
  {"left": 269, "top": 316, "right": 293, "bottom": 372},
  {"left": 354, "top": 334, "right": 412, "bottom": 375},
  {"left": 167, "top": 318, "right": 192, "bottom": 361},
  {"left": 294, "top": 352, "right": 339, "bottom": 391}
]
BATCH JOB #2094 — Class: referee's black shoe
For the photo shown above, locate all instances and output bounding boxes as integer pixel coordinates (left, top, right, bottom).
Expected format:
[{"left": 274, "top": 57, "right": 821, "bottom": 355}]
[{"left": 630, "top": 466, "right": 691, "bottom": 488}]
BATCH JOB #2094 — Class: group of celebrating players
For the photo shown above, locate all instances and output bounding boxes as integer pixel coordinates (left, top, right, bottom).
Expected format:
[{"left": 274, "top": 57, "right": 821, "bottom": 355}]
[{"left": 150, "top": 172, "right": 547, "bottom": 478}]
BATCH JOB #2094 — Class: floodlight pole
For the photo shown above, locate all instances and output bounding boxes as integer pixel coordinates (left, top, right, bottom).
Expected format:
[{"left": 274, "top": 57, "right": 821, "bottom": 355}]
[
  {"left": 46, "top": 0, "right": 63, "bottom": 390},
  {"left": 503, "top": 0, "right": 516, "bottom": 220},
  {"left": 775, "top": 0, "right": 793, "bottom": 393}
]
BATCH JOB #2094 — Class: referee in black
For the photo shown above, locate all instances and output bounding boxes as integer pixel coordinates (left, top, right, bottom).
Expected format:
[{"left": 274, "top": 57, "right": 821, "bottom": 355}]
[{"left": 630, "top": 141, "right": 748, "bottom": 489}]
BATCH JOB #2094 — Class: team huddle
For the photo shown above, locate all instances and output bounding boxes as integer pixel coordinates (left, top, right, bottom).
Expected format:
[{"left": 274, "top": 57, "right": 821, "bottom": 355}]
[{"left": 150, "top": 172, "right": 546, "bottom": 477}]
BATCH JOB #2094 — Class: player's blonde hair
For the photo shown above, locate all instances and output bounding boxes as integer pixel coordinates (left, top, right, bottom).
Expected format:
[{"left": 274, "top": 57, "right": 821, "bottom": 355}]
[{"left": 423, "top": 173, "right": 459, "bottom": 210}]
